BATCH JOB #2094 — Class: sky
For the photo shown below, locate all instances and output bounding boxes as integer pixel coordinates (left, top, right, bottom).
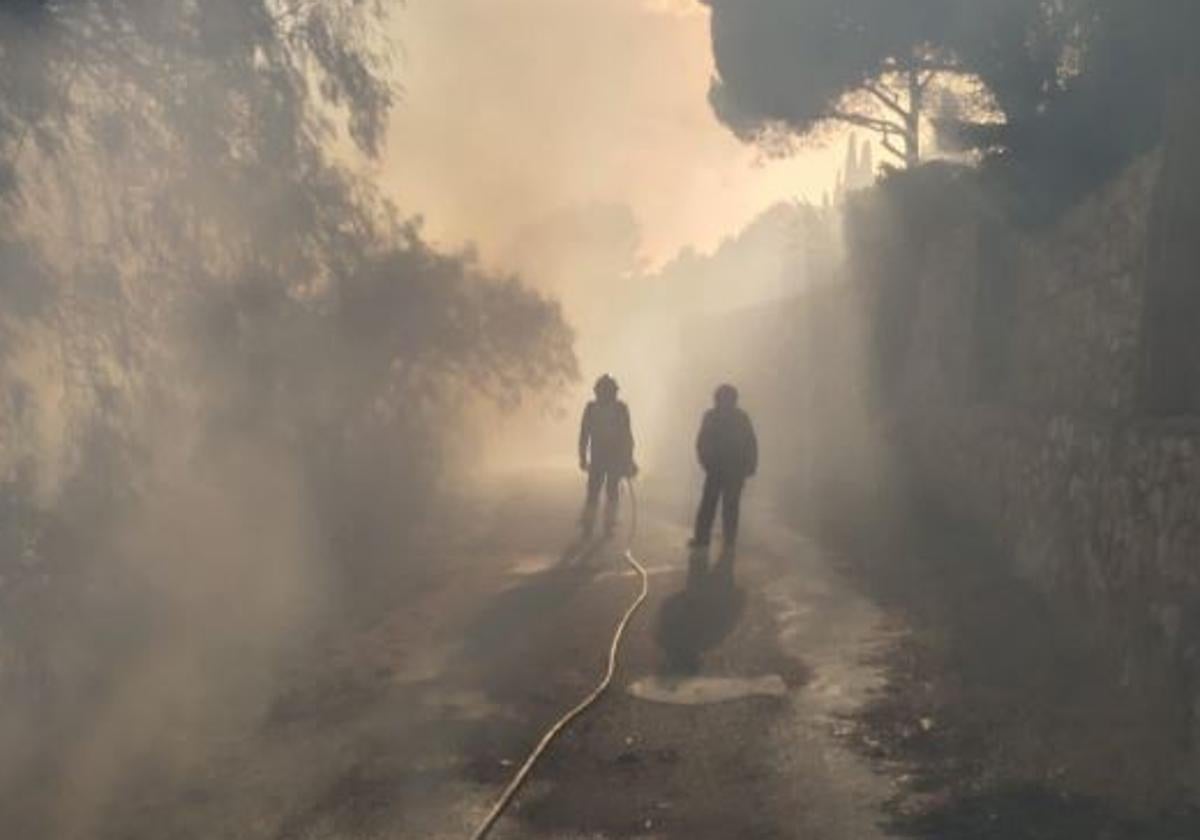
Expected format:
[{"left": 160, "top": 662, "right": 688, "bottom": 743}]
[{"left": 380, "top": 0, "right": 848, "bottom": 268}]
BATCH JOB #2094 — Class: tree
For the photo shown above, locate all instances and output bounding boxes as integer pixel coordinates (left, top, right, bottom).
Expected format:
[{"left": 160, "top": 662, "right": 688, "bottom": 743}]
[
  {"left": 951, "top": 0, "right": 1194, "bottom": 220},
  {"left": 704, "top": 0, "right": 1199, "bottom": 196},
  {"left": 0, "top": 0, "right": 577, "bottom": 737},
  {"left": 0, "top": 0, "right": 574, "bottom": 487},
  {"left": 703, "top": 0, "right": 964, "bottom": 167}
]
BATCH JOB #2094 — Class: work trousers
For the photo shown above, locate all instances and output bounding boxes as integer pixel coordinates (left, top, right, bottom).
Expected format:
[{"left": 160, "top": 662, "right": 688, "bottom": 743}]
[
  {"left": 582, "top": 467, "right": 621, "bottom": 534},
  {"left": 693, "top": 472, "right": 745, "bottom": 546}
]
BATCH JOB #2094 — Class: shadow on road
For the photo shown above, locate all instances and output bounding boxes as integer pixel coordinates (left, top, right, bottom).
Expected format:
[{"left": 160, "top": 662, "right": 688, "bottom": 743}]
[
  {"left": 885, "top": 784, "right": 1200, "bottom": 839},
  {"left": 654, "top": 548, "right": 746, "bottom": 675},
  {"left": 460, "top": 535, "right": 611, "bottom": 660}
]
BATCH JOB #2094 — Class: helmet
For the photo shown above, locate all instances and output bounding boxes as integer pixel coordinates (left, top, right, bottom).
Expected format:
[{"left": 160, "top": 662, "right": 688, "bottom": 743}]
[
  {"left": 594, "top": 374, "right": 619, "bottom": 398},
  {"left": 714, "top": 383, "right": 738, "bottom": 407}
]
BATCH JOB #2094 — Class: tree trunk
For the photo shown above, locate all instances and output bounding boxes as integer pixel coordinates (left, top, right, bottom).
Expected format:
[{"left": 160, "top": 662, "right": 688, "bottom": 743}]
[{"left": 905, "top": 66, "right": 922, "bottom": 167}]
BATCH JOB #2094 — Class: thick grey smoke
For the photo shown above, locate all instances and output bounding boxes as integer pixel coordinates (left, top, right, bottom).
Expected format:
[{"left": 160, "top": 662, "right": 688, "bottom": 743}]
[
  {"left": 0, "top": 2, "right": 573, "bottom": 836},
  {"left": 524, "top": 198, "right": 848, "bottom": 495}
]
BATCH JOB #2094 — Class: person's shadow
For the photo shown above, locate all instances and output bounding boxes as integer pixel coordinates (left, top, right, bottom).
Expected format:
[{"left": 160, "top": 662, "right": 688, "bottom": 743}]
[
  {"left": 460, "top": 535, "right": 607, "bottom": 660},
  {"left": 654, "top": 547, "right": 746, "bottom": 675}
]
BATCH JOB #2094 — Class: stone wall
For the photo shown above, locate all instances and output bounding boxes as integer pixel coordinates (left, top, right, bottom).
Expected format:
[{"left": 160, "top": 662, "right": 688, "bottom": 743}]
[
  {"left": 878, "top": 154, "right": 1200, "bottom": 665},
  {"left": 1007, "top": 159, "right": 1157, "bottom": 415},
  {"left": 678, "top": 280, "right": 891, "bottom": 527}
]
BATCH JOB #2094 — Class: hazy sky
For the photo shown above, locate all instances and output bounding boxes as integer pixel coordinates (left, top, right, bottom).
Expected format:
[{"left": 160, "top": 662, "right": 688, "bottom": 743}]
[{"left": 381, "top": 0, "right": 846, "bottom": 267}]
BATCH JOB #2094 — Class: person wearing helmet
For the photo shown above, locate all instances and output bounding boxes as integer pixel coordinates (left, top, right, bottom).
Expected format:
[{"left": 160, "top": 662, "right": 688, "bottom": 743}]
[
  {"left": 690, "top": 383, "right": 758, "bottom": 550},
  {"left": 578, "top": 374, "right": 636, "bottom": 537}
]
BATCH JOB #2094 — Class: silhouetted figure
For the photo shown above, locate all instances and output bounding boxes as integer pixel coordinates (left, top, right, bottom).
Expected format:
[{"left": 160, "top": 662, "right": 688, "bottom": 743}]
[
  {"left": 578, "top": 374, "right": 636, "bottom": 537},
  {"left": 690, "top": 384, "right": 757, "bottom": 549}
]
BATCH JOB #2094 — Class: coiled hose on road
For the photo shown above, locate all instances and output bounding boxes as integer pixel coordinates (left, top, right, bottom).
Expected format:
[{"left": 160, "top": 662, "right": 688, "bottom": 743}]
[{"left": 468, "top": 479, "right": 649, "bottom": 840}]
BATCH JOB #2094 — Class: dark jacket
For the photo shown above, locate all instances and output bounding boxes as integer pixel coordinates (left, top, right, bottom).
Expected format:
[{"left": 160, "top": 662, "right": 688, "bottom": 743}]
[
  {"left": 696, "top": 406, "right": 758, "bottom": 478},
  {"left": 579, "top": 399, "right": 635, "bottom": 474}
]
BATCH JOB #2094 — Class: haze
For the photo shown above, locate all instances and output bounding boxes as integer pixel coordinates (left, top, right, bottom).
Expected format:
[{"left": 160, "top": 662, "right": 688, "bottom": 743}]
[
  {"left": 4, "top": 2, "right": 1199, "bottom": 839},
  {"left": 382, "top": 0, "right": 843, "bottom": 266}
]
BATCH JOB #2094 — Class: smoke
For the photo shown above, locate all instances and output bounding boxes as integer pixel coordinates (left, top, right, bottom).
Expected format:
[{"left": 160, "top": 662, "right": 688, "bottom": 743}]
[
  {"left": 380, "top": 0, "right": 846, "bottom": 265},
  {"left": 0, "top": 1, "right": 1109, "bottom": 834},
  {"left": 368, "top": 0, "right": 880, "bottom": 495},
  {"left": 485, "top": 190, "right": 857, "bottom": 513},
  {"left": 626, "top": 199, "right": 882, "bottom": 514},
  {"left": 0, "top": 2, "right": 574, "bottom": 835}
]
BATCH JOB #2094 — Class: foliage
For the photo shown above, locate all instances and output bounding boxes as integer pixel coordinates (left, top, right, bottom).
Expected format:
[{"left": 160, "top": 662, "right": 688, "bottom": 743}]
[
  {"left": 703, "top": 0, "right": 964, "bottom": 166},
  {"left": 705, "top": 0, "right": 1199, "bottom": 216},
  {"left": 0, "top": 0, "right": 574, "bottom": 485},
  {"left": 0, "top": 0, "right": 576, "bottom": 703}
]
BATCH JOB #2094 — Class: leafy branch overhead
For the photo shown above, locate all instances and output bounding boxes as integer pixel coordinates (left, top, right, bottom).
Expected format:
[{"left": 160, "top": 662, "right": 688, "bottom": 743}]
[
  {"left": 704, "top": 0, "right": 1199, "bottom": 184},
  {"left": 0, "top": 0, "right": 576, "bottom": 496}
]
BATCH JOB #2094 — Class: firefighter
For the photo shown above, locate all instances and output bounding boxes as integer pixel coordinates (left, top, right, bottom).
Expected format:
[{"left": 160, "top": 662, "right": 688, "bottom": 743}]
[
  {"left": 578, "top": 374, "right": 636, "bottom": 537},
  {"left": 690, "top": 383, "right": 758, "bottom": 550}
]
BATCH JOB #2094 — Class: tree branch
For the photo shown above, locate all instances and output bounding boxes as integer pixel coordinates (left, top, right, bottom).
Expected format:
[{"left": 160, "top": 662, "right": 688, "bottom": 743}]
[
  {"left": 880, "top": 135, "right": 907, "bottom": 163},
  {"left": 879, "top": 127, "right": 907, "bottom": 164},
  {"left": 863, "top": 80, "right": 910, "bottom": 121},
  {"left": 829, "top": 109, "right": 905, "bottom": 135},
  {"left": 882, "top": 55, "right": 960, "bottom": 75}
]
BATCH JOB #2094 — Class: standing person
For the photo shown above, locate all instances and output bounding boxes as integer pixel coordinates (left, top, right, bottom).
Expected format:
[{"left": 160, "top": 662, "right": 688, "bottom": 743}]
[
  {"left": 578, "top": 374, "right": 636, "bottom": 538},
  {"left": 690, "top": 384, "right": 758, "bottom": 550}
]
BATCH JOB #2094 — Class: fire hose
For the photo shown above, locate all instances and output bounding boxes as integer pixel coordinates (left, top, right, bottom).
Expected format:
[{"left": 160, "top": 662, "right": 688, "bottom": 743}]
[{"left": 468, "top": 478, "right": 648, "bottom": 840}]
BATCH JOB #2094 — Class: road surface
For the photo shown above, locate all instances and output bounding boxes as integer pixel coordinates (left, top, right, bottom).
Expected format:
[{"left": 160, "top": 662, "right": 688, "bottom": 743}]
[
  {"left": 23, "top": 468, "right": 1196, "bottom": 838},
  {"left": 56, "top": 468, "right": 897, "bottom": 839}
]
